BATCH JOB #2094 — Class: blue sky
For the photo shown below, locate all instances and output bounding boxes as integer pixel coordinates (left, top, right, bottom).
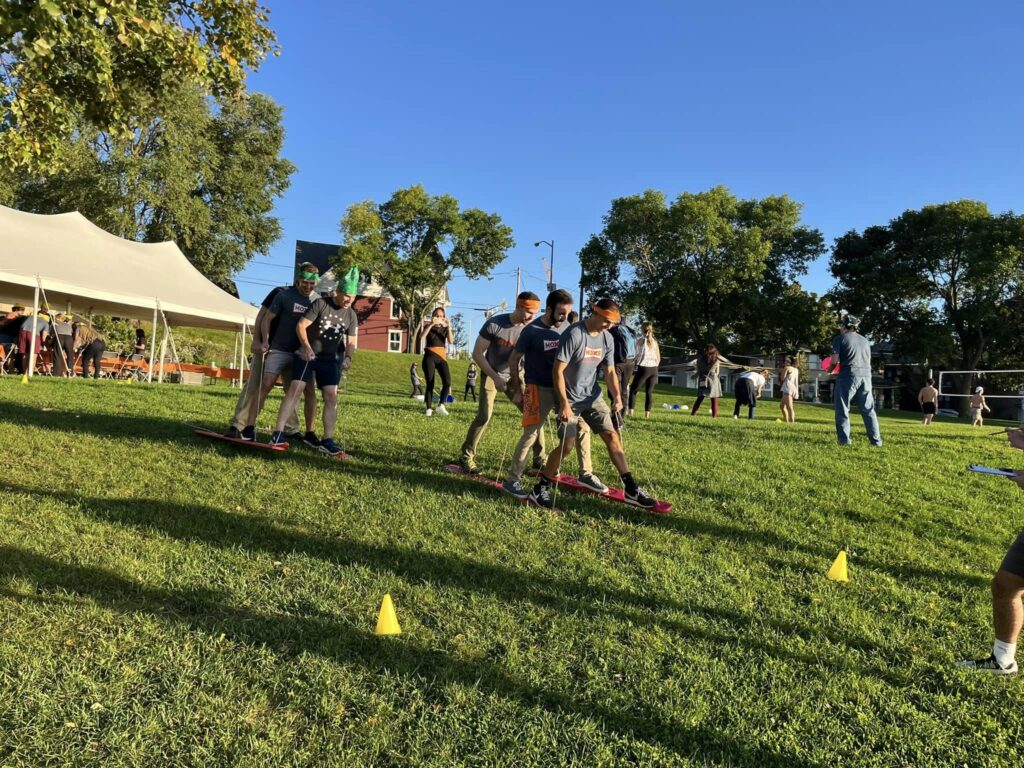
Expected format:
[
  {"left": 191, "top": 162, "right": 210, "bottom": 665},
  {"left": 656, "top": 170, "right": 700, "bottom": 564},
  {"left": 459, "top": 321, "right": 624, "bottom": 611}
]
[{"left": 238, "top": 1, "right": 1024, "bottom": 327}]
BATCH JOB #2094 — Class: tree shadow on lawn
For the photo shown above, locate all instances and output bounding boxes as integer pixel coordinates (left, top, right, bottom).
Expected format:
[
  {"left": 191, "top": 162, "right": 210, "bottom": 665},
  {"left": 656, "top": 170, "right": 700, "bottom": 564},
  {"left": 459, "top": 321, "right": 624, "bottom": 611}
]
[
  {"left": 0, "top": 544, "right": 820, "bottom": 768},
  {"left": 1, "top": 480, "right": 920, "bottom": 689}
]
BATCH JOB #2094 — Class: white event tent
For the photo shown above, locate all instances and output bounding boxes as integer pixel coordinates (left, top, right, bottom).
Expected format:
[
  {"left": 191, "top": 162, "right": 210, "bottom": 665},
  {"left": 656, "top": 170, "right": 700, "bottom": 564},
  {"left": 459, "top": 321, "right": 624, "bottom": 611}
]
[{"left": 0, "top": 204, "right": 258, "bottom": 379}]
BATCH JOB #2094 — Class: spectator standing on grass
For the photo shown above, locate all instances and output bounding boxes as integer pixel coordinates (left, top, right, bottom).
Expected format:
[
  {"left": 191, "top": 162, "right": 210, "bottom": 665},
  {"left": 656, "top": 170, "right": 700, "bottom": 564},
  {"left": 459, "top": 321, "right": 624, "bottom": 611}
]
[
  {"left": 51, "top": 314, "right": 74, "bottom": 377},
  {"left": 458, "top": 292, "right": 541, "bottom": 474},
  {"left": 16, "top": 311, "right": 50, "bottom": 374},
  {"left": 420, "top": 307, "right": 454, "bottom": 417},
  {"left": 691, "top": 344, "right": 723, "bottom": 417},
  {"left": 76, "top": 323, "right": 107, "bottom": 379},
  {"left": 832, "top": 313, "right": 882, "bottom": 447},
  {"left": 628, "top": 323, "right": 661, "bottom": 419},
  {"left": 970, "top": 387, "right": 991, "bottom": 427},
  {"left": 778, "top": 355, "right": 799, "bottom": 423},
  {"left": 918, "top": 379, "right": 939, "bottom": 425},
  {"left": 608, "top": 320, "right": 638, "bottom": 419},
  {"left": 960, "top": 427, "right": 1024, "bottom": 675},
  {"left": 464, "top": 362, "right": 478, "bottom": 402},
  {"left": 733, "top": 368, "right": 770, "bottom": 420},
  {"left": 409, "top": 362, "right": 424, "bottom": 398}
]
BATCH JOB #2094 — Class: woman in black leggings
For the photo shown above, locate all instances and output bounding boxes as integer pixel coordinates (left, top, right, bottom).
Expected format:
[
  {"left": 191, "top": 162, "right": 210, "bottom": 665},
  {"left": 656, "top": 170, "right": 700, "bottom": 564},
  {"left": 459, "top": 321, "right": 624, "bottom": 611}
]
[
  {"left": 419, "top": 306, "right": 453, "bottom": 416},
  {"left": 629, "top": 323, "right": 661, "bottom": 418}
]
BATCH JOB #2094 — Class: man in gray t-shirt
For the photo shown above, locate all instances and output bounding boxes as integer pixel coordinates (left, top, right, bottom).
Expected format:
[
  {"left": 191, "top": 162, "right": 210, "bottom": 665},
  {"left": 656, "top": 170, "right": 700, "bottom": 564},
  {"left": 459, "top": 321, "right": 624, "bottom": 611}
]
[
  {"left": 528, "top": 298, "right": 658, "bottom": 511},
  {"left": 831, "top": 313, "right": 882, "bottom": 446},
  {"left": 458, "top": 292, "right": 541, "bottom": 473}
]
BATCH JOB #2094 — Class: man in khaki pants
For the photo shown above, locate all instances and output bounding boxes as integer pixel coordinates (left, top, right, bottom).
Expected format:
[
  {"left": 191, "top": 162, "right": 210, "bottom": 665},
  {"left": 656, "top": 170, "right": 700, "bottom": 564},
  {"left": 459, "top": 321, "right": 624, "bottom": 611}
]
[
  {"left": 501, "top": 289, "right": 607, "bottom": 499},
  {"left": 458, "top": 291, "right": 540, "bottom": 474},
  {"left": 225, "top": 284, "right": 301, "bottom": 439}
]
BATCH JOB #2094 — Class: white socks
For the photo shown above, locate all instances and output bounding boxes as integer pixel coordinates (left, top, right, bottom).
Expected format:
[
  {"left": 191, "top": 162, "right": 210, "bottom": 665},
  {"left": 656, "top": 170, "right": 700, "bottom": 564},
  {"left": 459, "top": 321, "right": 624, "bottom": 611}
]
[{"left": 994, "top": 639, "right": 1017, "bottom": 667}]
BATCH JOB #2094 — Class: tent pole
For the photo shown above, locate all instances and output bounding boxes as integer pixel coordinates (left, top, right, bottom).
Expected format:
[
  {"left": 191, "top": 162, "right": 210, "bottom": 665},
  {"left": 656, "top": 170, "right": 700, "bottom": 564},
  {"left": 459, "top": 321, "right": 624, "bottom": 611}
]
[
  {"left": 158, "top": 322, "right": 169, "bottom": 384},
  {"left": 232, "top": 331, "right": 240, "bottom": 388},
  {"left": 28, "top": 278, "right": 40, "bottom": 378},
  {"left": 148, "top": 302, "right": 158, "bottom": 383}
]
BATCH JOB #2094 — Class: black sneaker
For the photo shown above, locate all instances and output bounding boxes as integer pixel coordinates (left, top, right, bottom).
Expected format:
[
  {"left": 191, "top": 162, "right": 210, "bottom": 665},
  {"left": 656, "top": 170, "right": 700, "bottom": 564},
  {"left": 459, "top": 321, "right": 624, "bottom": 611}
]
[
  {"left": 318, "top": 437, "right": 343, "bottom": 456},
  {"left": 301, "top": 431, "right": 320, "bottom": 449},
  {"left": 224, "top": 426, "right": 243, "bottom": 439},
  {"left": 459, "top": 457, "right": 481, "bottom": 475},
  {"left": 577, "top": 472, "right": 609, "bottom": 493},
  {"left": 240, "top": 425, "right": 256, "bottom": 442},
  {"left": 269, "top": 431, "right": 288, "bottom": 447},
  {"left": 624, "top": 487, "right": 657, "bottom": 510},
  {"left": 959, "top": 654, "right": 1018, "bottom": 676},
  {"left": 529, "top": 482, "right": 554, "bottom": 509},
  {"left": 531, "top": 456, "right": 546, "bottom": 471},
  {"left": 285, "top": 430, "right": 304, "bottom": 442}
]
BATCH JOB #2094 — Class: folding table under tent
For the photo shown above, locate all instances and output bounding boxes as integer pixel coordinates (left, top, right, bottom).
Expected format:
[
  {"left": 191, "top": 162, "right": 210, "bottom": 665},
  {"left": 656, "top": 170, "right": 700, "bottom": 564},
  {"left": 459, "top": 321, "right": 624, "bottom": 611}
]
[{"left": 0, "top": 204, "right": 259, "bottom": 380}]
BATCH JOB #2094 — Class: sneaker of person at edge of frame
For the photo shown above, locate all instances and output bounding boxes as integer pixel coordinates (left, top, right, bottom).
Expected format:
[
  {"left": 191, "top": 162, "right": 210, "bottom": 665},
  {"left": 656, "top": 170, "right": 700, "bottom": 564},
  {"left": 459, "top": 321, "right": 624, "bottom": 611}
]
[
  {"left": 959, "top": 655, "right": 1018, "bottom": 676},
  {"left": 269, "top": 431, "right": 288, "bottom": 447},
  {"left": 241, "top": 425, "right": 256, "bottom": 441},
  {"left": 529, "top": 482, "right": 554, "bottom": 509},
  {"left": 624, "top": 487, "right": 657, "bottom": 509}
]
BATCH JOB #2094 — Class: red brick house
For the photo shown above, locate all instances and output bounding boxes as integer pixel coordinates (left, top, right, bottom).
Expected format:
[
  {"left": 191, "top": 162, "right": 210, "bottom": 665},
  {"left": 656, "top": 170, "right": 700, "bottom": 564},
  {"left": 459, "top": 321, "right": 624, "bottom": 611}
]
[{"left": 295, "top": 240, "right": 449, "bottom": 353}]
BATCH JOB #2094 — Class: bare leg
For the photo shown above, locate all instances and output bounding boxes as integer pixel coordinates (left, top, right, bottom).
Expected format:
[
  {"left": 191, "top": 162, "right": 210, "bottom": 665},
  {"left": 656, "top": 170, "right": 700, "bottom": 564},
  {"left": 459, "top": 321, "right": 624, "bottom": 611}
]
[
  {"left": 600, "top": 430, "right": 630, "bottom": 475},
  {"left": 303, "top": 379, "right": 317, "bottom": 432},
  {"left": 993, "top": 570, "right": 1024, "bottom": 644},
  {"left": 321, "top": 386, "right": 338, "bottom": 439},
  {"left": 542, "top": 433, "right": 576, "bottom": 480}
]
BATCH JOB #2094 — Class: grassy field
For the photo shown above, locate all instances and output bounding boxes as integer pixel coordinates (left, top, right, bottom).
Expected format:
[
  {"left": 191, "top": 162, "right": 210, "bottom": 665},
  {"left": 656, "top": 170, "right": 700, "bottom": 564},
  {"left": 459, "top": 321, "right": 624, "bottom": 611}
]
[{"left": 2, "top": 351, "right": 1023, "bottom": 767}]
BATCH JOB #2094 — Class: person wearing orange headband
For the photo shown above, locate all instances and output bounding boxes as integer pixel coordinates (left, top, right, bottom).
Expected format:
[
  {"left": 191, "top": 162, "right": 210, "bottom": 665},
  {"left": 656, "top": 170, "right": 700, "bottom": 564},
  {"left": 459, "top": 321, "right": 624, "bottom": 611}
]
[
  {"left": 528, "top": 297, "right": 658, "bottom": 511},
  {"left": 458, "top": 291, "right": 541, "bottom": 475}
]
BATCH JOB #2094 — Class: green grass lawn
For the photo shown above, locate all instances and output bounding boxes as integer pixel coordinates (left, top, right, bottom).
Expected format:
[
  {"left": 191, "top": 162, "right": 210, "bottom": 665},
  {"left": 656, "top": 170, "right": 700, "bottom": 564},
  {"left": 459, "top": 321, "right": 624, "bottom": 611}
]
[{"left": 2, "top": 352, "right": 1023, "bottom": 767}]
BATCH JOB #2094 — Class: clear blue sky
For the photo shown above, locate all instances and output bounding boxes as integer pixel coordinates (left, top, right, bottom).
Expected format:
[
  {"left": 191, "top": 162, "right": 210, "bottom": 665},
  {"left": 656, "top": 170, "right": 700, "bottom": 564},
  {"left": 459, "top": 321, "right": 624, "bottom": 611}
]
[{"left": 237, "top": 1, "right": 1024, "bottom": 327}]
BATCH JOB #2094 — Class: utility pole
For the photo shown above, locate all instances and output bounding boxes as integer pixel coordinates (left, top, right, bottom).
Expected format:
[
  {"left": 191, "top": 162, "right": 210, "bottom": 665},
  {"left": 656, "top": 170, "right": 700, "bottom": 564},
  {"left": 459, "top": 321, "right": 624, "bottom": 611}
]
[{"left": 515, "top": 267, "right": 520, "bottom": 297}]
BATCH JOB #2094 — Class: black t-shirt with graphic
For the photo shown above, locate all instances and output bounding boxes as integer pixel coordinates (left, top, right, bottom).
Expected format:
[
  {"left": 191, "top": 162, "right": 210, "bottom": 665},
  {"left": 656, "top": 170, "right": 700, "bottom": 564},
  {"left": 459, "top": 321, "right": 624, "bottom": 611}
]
[
  {"left": 303, "top": 298, "right": 359, "bottom": 358},
  {"left": 268, "top": 286, "right": 316, "bottom": 352}
]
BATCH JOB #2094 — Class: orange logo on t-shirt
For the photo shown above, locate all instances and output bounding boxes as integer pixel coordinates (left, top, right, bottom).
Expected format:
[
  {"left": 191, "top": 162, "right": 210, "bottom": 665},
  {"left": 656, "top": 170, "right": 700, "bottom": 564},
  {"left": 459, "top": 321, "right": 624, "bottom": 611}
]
[{"left": 583, "top": 346, "right": 603, "bottom": 361}]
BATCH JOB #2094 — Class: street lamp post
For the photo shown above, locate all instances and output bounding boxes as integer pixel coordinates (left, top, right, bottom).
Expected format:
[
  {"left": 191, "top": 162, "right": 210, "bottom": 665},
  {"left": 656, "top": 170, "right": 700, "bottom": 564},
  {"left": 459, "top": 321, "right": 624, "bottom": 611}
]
[{"left": 534, "top": 240, "right": 555, "bottom": 292}]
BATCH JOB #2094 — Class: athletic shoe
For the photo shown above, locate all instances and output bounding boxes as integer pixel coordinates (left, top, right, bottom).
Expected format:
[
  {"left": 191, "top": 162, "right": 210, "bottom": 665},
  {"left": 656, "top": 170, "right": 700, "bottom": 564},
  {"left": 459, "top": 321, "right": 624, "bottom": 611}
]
[
  {"left": 958, "top": 654, "right": 1018, "bottom": 676},
  {"left": 224, "top": 426, "right": 243, "bottom": 439},
  {"left": 501, "top": 480, "right": 529, "bottom": 499},
  {"left": 285, "top": 430, "right": 304, "bottom": 441},
  {"left": 436, "top": 404, "right": 449, "bottom": 416},
  {"left": 425, "top": 408, "right": 433, "bottom": 417},
  {"left": 733, "top": 415, "right": 739, "bottom": 420},
  {"left": 529, "top": 482, "right": 554, "bottom": 509},
  {"left": 302, "top": 431, "right": 320, "bottom": 449},
  {"left": 459, "top": 458, "right": 481, "bottom": 476},
  {"left": 240, "top": 425, "right": 256, "bottom": 441},
  {"left": 577, "top": 472, "right": 609, "bottom": 493},
  {"left": 624, "top": 487, "right": 658, "bottom": 510},
  {"left": 318, "top": 437, "right": 343, "bottom": 456},
  {"left": 269, "top": 431, "right": 288, "bottom": 447},
  {"left": 532, "top": 456, "right": 546, "bottom": 471}
]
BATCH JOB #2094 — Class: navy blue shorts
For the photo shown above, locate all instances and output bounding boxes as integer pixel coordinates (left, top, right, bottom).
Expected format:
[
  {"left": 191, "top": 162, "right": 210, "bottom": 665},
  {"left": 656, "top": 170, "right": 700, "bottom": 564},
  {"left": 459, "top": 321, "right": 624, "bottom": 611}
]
[{"left": 292, "top": 354, "right": 341, "bottom": 388}]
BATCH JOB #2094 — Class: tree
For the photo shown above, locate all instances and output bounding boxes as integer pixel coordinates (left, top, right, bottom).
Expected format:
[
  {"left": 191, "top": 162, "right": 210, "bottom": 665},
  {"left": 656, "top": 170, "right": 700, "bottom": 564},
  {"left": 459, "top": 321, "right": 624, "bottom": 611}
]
[
  {"left": 340, "top": 185, "right": 515, "bottom": 352},
  {"left": 734, "top": 283, "right": 834, "bottom": 355},
  {"left": 1, "top": 0, "right": 277, "bottom": 170},
  {"left": 829, "top": 201, "right": 1024, "bottom": 383},
  {"left": 449, "top": 312, "right": 468, "bottom": 353},
  {"left": 12, "top": 83, "right": 294, "bottom": 288},
  {"left": 579, "top": 185, "right": 825, "bottom": 350}
]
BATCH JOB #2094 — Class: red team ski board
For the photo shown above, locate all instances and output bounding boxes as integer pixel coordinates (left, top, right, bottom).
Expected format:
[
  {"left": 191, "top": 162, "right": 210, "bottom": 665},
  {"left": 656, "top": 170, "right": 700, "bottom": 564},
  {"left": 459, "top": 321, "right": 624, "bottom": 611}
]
[
  {"left": 535, "top": 472, "right": 673, "bottom": 515},
  {"left": 192, "top": 427, "right": 288, "bottom": 452},
  {"left": 444, "top": 464, "right": 561, "bottom": 511}
]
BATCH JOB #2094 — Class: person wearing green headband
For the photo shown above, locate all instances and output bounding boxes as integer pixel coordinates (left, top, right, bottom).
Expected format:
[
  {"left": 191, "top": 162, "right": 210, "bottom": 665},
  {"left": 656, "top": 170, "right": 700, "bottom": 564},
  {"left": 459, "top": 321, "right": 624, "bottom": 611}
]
[{"left": 270, "top": 272, "right": 359, "bottom": 454}]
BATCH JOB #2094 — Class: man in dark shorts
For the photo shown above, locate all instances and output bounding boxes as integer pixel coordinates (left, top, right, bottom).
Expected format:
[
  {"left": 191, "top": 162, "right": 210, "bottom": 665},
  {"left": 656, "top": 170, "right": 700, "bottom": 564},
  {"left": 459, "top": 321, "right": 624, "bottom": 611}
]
[
  {"left": 528, "top": 298, "right": 657, "bottom": 510},
  {"left": 248, "top": 263, "right": 321, "bottom": 443},
  {"left": 502, "top": 289, "right": 606, "bottom": 499},
  {"left": 269, "top": 272, "right": 359, "bottom": 453},
  {"left": 918, "top": 378, "right": 939, "bottom": 425},
  {"left": 458, "top": 291, "right": 541, "bottom": 474},
  {"left": 960, "top": 429, "right": 1024, "bottom": 675}
]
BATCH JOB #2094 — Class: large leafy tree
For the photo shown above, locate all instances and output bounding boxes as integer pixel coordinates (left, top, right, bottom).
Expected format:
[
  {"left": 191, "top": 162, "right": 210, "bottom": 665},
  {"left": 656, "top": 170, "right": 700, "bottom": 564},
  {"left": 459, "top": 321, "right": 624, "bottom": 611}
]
[
  {"left": 340, "top": 185, "right": 515, "bottom": 352},
  {"left": 579, "top": 185, "right": 825, "bottom": 350},
  {"left": 1, "top": 0, "right": 276, "bottom": 170},
  {"left": 12, "top": 83, "right": 294, "bottom": 288},
  {"left": 829, "top": 201, "right": 1024, "bottom": 377}
]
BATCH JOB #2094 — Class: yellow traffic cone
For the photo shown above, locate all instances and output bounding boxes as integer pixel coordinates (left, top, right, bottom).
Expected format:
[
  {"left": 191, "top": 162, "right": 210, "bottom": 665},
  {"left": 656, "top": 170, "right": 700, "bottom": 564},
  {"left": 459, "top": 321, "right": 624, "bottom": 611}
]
[
  {"left": 21, "top": 373, "right": 28, "bottom": 385},
  {"left": 374, "top": 593, "right": 402, "bottom": 636},
  {"left": 827, "top": 550, "right": 849, "bottom": 582}
]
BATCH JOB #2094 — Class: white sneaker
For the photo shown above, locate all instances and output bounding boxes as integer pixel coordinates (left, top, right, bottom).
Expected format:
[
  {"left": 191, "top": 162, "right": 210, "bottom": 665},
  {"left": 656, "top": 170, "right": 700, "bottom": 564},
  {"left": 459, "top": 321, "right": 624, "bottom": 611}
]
[
  {"left": 424, "top": 408, "right": 433, "bottom": 417},
  {"left": 436, "top": 404, "right": 449, "bottom": 416},
  {"left": 733, "top": 415, "right": 739, "bottom": 420}
]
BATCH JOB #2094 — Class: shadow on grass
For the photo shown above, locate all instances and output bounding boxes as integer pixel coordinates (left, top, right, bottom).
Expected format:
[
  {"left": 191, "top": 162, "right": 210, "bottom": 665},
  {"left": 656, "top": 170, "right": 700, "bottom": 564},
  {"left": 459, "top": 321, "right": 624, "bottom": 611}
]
[{"left": 0, "top": 543, "right": 819, "bottom": 768}]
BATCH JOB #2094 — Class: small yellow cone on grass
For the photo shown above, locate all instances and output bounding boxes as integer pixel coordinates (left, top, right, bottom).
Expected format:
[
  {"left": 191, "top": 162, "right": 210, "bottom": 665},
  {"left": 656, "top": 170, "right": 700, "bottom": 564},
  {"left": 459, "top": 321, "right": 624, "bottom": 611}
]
[
  {"left": 21, "top": 373, "right": 28, "bottom": 385},
  {"left": 375, "top": 593, "right": 401, "bottom": 636},
  {"left": 827, "top": 550, "right": 849, "bottom": 582}
]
